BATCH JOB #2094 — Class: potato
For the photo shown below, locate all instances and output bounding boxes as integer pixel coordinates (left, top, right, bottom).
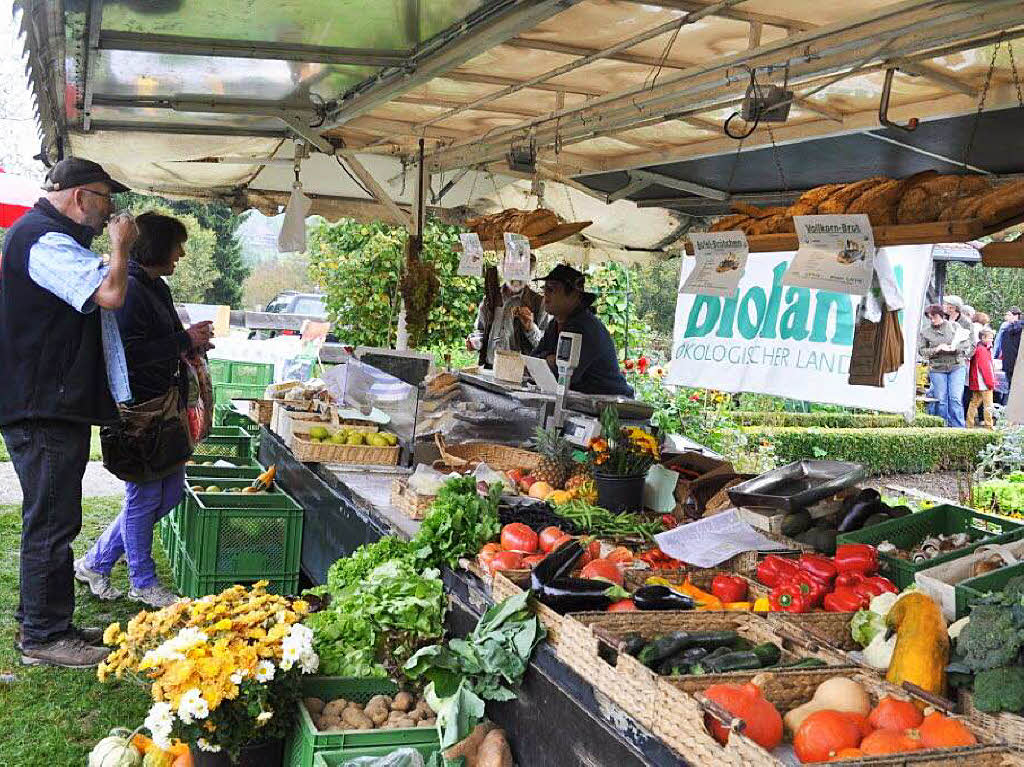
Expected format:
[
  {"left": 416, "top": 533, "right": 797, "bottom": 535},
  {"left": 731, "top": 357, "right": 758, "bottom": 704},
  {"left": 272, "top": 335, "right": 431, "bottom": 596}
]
[
  {"left": 364, "top": 695, "right": 391, "bottom": 726},
  {"left": 342, "top": 707, "right": 375, "bottom": 730},
  {"left": 477, "top": 728, "right": 513, "bottom": 767},
  {"left": 393, "top": 717, "right": 416, "bottom": 729},
  {"left": 417, "top": 718, "right": 436, "bottom": 727},
  {"left": 319, "top": 715, "right": 343, "bottom": 731},
  {"left": 322, "top": 699, "right": 348, "bottom": 719},
  {"left": 366, "top": 695, "right": 392, "bottom": 711},
  {"left": 391, "top": 691, "right": 414, "bottom": 712},
  {"left": 408, "top": 708, "right": 425, "bottom": 722},
  {"left": 368, "top": 709, "right": 389, "bottom": 726},
  {"left": 304, "top": 697, "right": 326, "bottom": 716},
  {"left": 413, "top": 700, "right": 434, "bottom": 718}
]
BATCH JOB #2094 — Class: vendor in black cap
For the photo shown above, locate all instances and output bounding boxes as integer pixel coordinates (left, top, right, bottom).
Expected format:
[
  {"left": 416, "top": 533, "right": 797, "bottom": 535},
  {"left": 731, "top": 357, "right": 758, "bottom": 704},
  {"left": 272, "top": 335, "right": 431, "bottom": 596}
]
[{"left": 532, "top": 264, "right": 634, "bottom": 397}]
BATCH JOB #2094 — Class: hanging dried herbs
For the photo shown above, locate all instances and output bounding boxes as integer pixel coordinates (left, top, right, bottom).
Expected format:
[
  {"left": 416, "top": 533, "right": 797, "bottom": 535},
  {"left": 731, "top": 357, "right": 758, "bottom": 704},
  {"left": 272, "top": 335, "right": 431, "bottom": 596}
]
[{"left": 400, "top": 235, "right": 441, "bottom": 348}]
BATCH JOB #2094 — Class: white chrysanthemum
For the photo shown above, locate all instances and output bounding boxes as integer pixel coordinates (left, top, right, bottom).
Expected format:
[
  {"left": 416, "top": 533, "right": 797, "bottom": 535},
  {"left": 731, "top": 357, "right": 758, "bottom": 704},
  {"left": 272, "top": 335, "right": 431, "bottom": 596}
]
[
  {"left": 177, "top": 688, "right": 210, "bottom": 724},
  {"left": 255, "top": 660, "right": 275, "bottom": 682},
  {"left": 229, "top": 668, "right": 248, "bottom": 685},
  {"left": 256, "top": 710, "right": 273, "bottom": 726},
  {"left": 196, "top": 738, "right": 222, "bottom": 753},
  {"left": 298, "top": 650, "right": 319, "bottom": 675},
  {"left": 143, "top": 702, "right": 174, "bottom": 750}
]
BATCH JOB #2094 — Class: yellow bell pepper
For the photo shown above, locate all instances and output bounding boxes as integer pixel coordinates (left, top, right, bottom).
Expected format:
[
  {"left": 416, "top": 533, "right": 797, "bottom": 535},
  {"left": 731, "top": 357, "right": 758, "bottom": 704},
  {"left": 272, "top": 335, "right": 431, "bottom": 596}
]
[
  {"left": 753, "top": 596, "right": 770, "bottom": 612},
  {"left": 646, "top": 575, "right": 724, "bottom": 610}
]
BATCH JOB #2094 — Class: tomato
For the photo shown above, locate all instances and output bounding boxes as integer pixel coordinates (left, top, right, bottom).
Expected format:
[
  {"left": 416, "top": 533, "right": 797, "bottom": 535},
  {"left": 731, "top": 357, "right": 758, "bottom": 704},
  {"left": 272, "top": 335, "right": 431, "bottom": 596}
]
[
  {"left": 539, "top": 526, "right": 565, "bottom": 553},
  {"left": 577, "top": 538, "right": 601, "bottom": 567},
  {"left": 500, "top": 523, "right": 539, "bottom": 553},
  {"left": 487, "top": 551, "right": 524, "bottom": 575},
  {"left": 521, "top": 554, "right": 546, "bottom": 567},
  {"left": 661, "top": 513, "right": 678, "bottom": 530},
  {"left": 605, "top": 546, "right": 634, "bottom": 565},
  {"left": 477, "top": 543, "right": 502, "bottom": 569},
  {"left": 581, "top": 559, "right": 625, "bottom": 586},
  {"left": 551, "top": 534, "right": 576, "bottom": 552},
  {"left": 608, "top": 599, "right": 637, "bottom": 611}
]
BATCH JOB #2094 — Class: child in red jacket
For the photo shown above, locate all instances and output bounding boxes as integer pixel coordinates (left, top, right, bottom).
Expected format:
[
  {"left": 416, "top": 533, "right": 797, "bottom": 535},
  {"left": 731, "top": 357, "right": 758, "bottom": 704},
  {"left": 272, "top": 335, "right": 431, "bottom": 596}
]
[{"left": 969, "top": 328, "right": 996, "bottom": 428}]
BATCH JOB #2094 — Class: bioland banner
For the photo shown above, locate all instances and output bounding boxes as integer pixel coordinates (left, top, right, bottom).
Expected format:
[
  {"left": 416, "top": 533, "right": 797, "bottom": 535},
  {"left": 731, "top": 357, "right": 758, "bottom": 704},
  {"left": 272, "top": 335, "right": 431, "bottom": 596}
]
[{"left": 667, "top": 245, "right": 933, "bottom": 417}]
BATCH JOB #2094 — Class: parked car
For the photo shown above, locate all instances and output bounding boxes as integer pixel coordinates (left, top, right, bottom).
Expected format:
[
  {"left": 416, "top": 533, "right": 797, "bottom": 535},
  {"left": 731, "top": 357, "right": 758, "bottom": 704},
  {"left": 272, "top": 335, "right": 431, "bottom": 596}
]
[{"left": 249, "top": 291, "right": 334, "bottom": 339}]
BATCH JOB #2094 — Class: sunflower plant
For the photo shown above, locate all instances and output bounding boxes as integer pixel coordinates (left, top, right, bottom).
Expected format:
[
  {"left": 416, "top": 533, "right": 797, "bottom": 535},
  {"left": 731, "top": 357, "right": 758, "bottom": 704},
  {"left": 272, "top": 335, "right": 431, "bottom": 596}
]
[
  {"left": 98, "top": 582, "right": 318, "bottom": 761},
  {"left": 588, "top": 406, "right": 660, "bottom": 477}
]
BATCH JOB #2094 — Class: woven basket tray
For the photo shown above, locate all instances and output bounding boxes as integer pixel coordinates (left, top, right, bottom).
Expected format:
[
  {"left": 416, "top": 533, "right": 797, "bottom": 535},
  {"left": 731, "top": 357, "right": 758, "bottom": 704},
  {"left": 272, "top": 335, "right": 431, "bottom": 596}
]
[
  {"left": 492, "top": 571, "right": 565, "bottom": 649},
  {"left": 556, "top": 610, "right": 846, "bottom": 732},
  {"left": 291, "top": 435, "right": 399, "bottom": 465},
  {"left": 391, "top": 479, "right": 435, "bottom": 521},
  {"left": 624, "top": 567, "right": 769, "bottom": 602},
  {"left": 961, "top": 690, "right": 1024, "bottom": 752},
  {"left": 248, "top": 399, "right": 274, "bottom": 425},
  {"left": 658, "top": 668, "right": 1006, "bottom": 767},
  {"left": 434, "top": 435, "right": 542, "bottom": 473},
  {"left": 768, "top": 610, "right": 860, "bottom": 656}
]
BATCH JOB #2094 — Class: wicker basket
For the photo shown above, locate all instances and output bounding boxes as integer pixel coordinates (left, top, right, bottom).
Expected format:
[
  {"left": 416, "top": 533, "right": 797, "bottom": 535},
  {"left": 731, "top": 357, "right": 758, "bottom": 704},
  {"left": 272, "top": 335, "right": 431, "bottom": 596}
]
[
  {"left": 657, "top": 668, "right": 1005, "bottom": 766},
  {"left": 291, "top": 435, "right": 399, "bottom": 465},
  {"left": 433, "top": 435, "right": 542, "bottom": 473},
  {"left": 623, "top": 567, "right": 769, "bottom": 602},
  {"left": 768, "top": 610, "right": 861, "bottom": 656},
  {"left": 721, "top": 531, "right": 813, "bottom": 574},
  {"left": 962, "top": 690, "right": 1024, "bottom": 752},
  {"left": 248, "top": 399, "right": 274, "bottom": 425},
  {"left": 555, "top": 610, "right": 846, "bottom": 731},
  {"left": 391, "top": 479, "right": 435, "bottom": 520},
  {"left": 492, "top": 571, "right": 565, "bottom": 649}
]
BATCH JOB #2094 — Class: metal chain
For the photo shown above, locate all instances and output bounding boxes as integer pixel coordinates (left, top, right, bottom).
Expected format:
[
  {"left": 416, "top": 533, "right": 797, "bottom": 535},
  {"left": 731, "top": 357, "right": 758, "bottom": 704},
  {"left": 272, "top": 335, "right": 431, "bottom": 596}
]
[
  {"left": 767, "top": 125, "right": 788, "bottom": 191},
  {"left": 1008, "top": 42, "right": 1024, "bottom": 109},
  {"left": 962, "top": 37, "right": 1002, "bottom": 173},
  {"left": 489, "top": 170, "right": 505, "bottom": 209}
]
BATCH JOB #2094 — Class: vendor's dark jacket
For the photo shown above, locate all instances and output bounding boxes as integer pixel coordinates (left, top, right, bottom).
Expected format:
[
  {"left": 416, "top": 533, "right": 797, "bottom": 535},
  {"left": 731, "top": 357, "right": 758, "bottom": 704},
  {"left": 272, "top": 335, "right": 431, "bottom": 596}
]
[
  {"left": 0, "top": 199, "right": 116, "bottom": 426},
  {"left": 534, "top": 305, "right": 634, "bottom": 397},
  {"left": 1001, "top": 319, "right": 1024, "bottom": 381},
  {"left": 118, "top": 261, "right": 192, "bottom": 404}
]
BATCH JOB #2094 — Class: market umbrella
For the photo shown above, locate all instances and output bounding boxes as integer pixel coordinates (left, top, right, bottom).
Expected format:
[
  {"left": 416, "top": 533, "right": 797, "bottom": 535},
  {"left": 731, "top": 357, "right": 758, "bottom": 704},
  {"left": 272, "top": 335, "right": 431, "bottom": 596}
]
[{"left": 0, "top": 169, "right": 41, "bottom": 228}]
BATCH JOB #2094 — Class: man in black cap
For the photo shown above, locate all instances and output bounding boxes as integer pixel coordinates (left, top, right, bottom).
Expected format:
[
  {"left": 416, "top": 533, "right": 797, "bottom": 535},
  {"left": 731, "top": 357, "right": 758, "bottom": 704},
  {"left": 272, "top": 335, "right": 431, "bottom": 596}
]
[
  {"left": 0, "top": 157, "right": 138, "bottom": 668},
  {"left": 531, "top": 264, "right": 633, "bottom": 397}
]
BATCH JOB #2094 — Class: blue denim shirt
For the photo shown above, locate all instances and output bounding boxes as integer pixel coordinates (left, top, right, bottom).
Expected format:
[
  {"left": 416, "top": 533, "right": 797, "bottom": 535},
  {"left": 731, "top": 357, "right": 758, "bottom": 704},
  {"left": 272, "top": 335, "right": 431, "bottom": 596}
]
[{"left": 28, "top": 232, "right": 132, "bottom": 404}]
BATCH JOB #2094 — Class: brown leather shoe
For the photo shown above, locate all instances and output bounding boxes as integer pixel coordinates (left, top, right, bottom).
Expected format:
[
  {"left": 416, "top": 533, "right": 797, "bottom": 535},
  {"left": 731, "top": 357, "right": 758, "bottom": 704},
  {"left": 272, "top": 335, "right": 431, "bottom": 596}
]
[{"left": 21, "top": 636, "right": 109, "bottom": 668}]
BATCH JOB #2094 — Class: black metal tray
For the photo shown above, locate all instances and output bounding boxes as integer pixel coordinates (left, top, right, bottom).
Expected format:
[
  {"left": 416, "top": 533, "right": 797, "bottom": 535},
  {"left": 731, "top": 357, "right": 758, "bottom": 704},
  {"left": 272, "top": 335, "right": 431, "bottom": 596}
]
[{"left": 727, "top": 459, "right": 867, "bottom": 511}]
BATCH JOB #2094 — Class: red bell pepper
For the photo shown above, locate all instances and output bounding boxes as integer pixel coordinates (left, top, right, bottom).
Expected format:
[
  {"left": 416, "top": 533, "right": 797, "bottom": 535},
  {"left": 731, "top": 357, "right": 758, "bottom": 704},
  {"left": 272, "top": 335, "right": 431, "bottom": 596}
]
[
  {"left": 833, "top": 572, "right": 898, "bottom": 598},
  {"left": 792, "top": 571, "right": 827, "bottom": 607},
  {"left": 864, "top": 575, "right": 898, "bottom": 595},
  {"left": 823, "top": 587, "right": 870, "bottom": 612},
  {"left": 834, "top": 544, "right": 878, "bottom": 576},
  {"left": 756, "top": 555, "right": 801, "bottom": 588},
  {"left": 661, "top": 514, "right": 678, "bottom": 530},
  {"left": 711, "top": 574, "right": 748, "bottom": 603},
  {"left": 769, "top": 584, "right": 813, "bottom": 613},
  {"left": 798, "top": 553, "right": 837, "bottom": 586}
]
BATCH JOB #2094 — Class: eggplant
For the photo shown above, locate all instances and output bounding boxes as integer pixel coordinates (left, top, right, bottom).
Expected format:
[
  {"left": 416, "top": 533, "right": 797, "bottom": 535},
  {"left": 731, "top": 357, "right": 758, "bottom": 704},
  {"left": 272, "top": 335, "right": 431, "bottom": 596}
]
[
  {"left": 837, "top": 489, "right": 883, "bottom": 533},
  {"left": 532, "top": 576, "right": 618, "bottom": 613},
  {"left": 633, "top": 585, "right": 696, "bottom": 611},
  {"left": 531, "top": 539, "right": 585, "bottom": 589}
]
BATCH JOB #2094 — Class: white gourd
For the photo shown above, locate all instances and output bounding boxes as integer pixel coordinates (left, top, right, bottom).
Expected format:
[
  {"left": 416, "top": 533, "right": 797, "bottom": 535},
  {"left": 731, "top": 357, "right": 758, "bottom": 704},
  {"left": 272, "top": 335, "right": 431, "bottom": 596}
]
[{"left": 88, "top": 729, "right": 143, "bottom": 767}]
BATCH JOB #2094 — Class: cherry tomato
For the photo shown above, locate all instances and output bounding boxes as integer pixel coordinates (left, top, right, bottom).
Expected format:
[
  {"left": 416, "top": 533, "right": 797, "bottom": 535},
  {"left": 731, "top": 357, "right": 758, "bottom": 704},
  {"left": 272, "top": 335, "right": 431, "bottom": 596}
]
[{"left": 580, "top": 538, "right": 601, "bottom": 567}]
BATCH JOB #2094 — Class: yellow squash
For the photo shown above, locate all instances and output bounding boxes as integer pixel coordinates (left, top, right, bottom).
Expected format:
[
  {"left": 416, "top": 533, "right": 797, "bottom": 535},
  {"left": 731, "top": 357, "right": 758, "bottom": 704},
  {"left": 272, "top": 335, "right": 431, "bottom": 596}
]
[{"left": 885, "top": 592, "right": 948, "bottom": 699}]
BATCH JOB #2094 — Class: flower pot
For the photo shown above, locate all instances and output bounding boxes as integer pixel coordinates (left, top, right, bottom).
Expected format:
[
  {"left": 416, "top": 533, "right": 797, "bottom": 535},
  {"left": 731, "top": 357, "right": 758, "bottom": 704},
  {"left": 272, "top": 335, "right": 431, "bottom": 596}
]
[
  {"left": 190, "top": 738, "right": 283, "bottom": 767},
  {"left": 594, "top": 472, "right": 646, "bottom": 514}
]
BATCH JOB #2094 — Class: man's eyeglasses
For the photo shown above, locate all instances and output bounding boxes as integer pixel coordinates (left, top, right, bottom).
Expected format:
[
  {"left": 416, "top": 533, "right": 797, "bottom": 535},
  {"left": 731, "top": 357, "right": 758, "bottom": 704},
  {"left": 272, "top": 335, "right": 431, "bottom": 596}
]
[{"left": 80, "top": 189, "right": 114, "bottom": 203}]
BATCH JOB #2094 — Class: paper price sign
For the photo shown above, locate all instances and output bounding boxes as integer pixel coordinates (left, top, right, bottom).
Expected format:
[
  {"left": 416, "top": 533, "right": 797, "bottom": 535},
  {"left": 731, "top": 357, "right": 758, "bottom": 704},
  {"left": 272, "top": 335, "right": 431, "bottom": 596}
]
[
  {"left": 458, "top": 232, "right": 484, "bottom": 277},
  {"left": 680, "top": 231, "right": 749, "bottom": 297},
  {"left": 783, "top": 214, "right": 876, "bottom": 295},
  {"left": 502, "top": 232, "right": 532, "bottom": 282}
]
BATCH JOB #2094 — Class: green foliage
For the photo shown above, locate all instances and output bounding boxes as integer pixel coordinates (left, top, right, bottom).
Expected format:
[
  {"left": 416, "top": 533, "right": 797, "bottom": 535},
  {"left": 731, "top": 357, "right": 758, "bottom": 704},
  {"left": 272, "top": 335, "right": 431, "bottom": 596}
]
[
  {"left": 947, "top": 257, "right": 1024, "bottom": 319},
  {"left": 587, "top": 261, "right": 651, "bottom": 358},
  {"left": 629, "top": 375, "right": 740, "bottom": 456},
  {"left": 746, "top": 426, "right": 999, "bottom": 474},
  {"left": 731, "top": 412, "right": 946, "bottom": 429},
  {"left": 973, "top": 477, "right": 1024, "bottom": 515},
  {"left": 324, "top": 535, "right": 414, "bottom": 593},
  {"left": 976, "top": 426, "right": 1024, "bottom": 481},
  {"left": 308, "top": 217, "right": 480, "bottom": 349},
  {"left": 632, "top": 258, "right": 681, "bottom": 339},
  {"left": 412, "top": 477, "right": 502, "bottom": 569}
]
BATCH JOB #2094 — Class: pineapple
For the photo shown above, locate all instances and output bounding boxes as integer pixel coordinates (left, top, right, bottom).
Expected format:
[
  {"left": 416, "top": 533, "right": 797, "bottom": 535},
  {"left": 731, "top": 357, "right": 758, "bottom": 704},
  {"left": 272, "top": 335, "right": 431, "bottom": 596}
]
[{"left": 532, "top": 427, "right": 575, "bottom": 489}]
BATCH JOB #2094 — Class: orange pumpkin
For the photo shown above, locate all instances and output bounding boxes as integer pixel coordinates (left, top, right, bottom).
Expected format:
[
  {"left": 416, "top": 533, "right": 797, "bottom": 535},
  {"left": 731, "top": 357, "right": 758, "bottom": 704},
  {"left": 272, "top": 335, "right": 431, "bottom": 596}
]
[
  {"left": 171, "top": 751, "right": 194, "bottom": 767},
  {"left": 131, "top": 734, "right": 155, "bottom": 754},
  {"left": 829, "top": 748, "right": 864, "bottom": 761},
  {"left": 794, "top": 710, "right": 862, "bottom": 764},
  {"left": 703, "top": 680, "right": 783, "bottom": 750},
  {"left": 868, "top": 697, "right": 924, "bottom": 731},
  {"left": 917, "top": 712, "right": 977, "bottom": 749},
  {"left": 842, "top": 713, "right": 874, "bottom": 740},
  {"left": 859, "top": 728, "right": 922, "bottom": 756}
]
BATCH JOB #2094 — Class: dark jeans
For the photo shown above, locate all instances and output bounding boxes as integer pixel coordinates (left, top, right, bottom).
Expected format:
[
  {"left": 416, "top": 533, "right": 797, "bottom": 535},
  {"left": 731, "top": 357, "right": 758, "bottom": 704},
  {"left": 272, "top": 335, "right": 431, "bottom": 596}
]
[{"left": 0, "top": 419, "right": 91, "bottom": 647}]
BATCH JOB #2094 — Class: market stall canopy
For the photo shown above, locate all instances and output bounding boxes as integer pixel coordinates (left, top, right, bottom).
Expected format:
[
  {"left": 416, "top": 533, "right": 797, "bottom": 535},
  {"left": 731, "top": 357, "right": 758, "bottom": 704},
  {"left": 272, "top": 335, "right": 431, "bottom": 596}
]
[{"left": 15, "top": 0, "right": 1024, "bottom": 234}]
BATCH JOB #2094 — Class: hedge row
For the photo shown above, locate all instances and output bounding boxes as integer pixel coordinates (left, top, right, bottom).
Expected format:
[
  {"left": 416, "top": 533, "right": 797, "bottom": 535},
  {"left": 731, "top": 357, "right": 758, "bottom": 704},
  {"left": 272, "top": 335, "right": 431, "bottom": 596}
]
[
  {"left": 744, "top": 426, "right": 999, "bottom": 474},
  {"left": 732, "top": 412, "right": 946, "bottom": 429}
]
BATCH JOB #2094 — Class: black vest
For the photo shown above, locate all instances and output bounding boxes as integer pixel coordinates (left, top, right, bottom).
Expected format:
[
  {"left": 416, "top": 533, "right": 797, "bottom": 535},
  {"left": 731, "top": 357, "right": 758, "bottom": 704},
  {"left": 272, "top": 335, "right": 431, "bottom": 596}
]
[{"left": 0, "top": 199, "right": 117, "bottom": 426}]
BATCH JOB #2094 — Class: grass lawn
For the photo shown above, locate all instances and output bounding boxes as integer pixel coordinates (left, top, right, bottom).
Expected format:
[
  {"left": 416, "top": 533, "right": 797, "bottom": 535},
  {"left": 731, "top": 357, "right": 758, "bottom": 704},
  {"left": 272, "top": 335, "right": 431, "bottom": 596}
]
[
  {"left": 0, "top": 426, "right": 103, "bottom": 462},
  {"left": 0, "top": 495, "right": 165, "bottom": 765}
]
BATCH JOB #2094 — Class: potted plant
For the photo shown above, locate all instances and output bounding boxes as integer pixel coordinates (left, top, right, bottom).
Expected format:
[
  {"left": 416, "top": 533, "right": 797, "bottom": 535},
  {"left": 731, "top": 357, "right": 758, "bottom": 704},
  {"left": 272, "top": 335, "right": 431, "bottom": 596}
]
[
  {"left": 588, "top": 407, "right": 660, "bottom": 513},
  {"left": 98, "top": 581, "right": 319, "bottom": 766}
]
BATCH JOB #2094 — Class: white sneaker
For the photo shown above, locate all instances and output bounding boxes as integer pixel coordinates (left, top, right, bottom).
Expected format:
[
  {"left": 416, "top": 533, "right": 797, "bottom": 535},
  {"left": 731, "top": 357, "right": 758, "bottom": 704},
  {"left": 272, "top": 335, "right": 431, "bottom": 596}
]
[
  {"left": 74, "top": 558, "right": 124, "bottom": 601},
  {"left": 128, "top": 583, "right": 180, "bottom": 609}
]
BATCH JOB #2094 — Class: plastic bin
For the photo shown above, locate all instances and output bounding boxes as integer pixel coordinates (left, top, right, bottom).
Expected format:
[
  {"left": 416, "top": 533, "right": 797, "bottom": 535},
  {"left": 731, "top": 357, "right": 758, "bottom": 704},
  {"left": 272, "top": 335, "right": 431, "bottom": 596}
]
[
  {"left": 172, "top": 548, "right": 298, "bottom": 598},
  {"left": 229, "top": 360, "right": 275, "bottom": 387},
  {"left": 208, "top": 358, "right": 231, "bottom": 385},
  {"left": 214, "top": 382, "right": 268, "bottom": 406},
  {"left": 185, "top": 462, "right": 264, "bottom": 481},
  {"left": 836, "top": 504, "right": 1024, "bottom": 590},
  {"left": 285, "top": 677, "right": 440, "bottom": 767},
  {"left": 956, "top": 560, "right": 1024, "bottom": 618},
  {"left": 193, "top": 425, "right": 252, "bottom": 459}
]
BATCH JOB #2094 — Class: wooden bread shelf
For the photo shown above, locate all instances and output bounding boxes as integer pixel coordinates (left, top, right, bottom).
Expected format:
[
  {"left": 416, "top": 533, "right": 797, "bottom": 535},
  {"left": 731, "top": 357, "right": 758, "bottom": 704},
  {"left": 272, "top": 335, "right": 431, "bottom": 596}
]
[{"left": 455, "top": 220, "right": 592, "bottom": 252}]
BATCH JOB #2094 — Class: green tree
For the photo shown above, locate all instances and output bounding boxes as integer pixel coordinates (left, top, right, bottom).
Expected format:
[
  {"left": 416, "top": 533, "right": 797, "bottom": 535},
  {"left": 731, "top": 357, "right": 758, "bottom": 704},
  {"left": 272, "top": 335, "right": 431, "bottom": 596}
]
[
  {"left": 947, "top": 257, "right": 1024, "bottom": 318},
  {"left": 586, "top": 261, "right": 652, "bottom": 359},
  {"left": 308, "top": 217, "right": 479, "bottom": 349}
]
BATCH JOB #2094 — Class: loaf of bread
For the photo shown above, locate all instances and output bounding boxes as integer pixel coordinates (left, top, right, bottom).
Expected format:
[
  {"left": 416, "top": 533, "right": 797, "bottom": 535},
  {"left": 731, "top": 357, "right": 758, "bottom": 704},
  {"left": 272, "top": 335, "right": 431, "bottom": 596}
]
[
  {"left": 819, "top": 178, "right": 889, "bottom": 215},
  {"left": 896, "top": 175, "right": 991, "bottom": 224},
  {"left": 937, "top": 196, "right": 985, "bottom": 222},
  {"left": 976, "top": 179, "right": 1024, "bottom": 226},
  {"left": 730, "top": 202, "right": 787, "bottom": 220},
  {"left": 793, "top": 183, "right": 846, "bottom": 213},
  {"left": 847, "top": 179, "right": 905, "bottom": 226},
  {"left": 709, "top": 213, "right": 752, "bottom": 232}
]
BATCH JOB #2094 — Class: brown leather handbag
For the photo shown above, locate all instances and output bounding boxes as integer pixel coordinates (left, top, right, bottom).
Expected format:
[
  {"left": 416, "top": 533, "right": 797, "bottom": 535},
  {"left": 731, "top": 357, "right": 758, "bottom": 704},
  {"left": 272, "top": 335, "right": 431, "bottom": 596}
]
[{"left": 100, "top": 387, "right": 194, "bottom": 483}]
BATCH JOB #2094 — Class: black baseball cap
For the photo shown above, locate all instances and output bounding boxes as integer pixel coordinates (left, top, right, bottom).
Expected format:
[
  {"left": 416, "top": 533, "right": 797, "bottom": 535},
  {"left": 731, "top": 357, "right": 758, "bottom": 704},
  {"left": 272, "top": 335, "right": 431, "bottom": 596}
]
[
  {"left": 42, "top": 157, "right": 130, "bottom": 194},
  {"left": 1011, "top": 307, "right": 1022, "bottom": 316},
  {"left": 536, "top": 263, "right": 596, "bottom": 306}
]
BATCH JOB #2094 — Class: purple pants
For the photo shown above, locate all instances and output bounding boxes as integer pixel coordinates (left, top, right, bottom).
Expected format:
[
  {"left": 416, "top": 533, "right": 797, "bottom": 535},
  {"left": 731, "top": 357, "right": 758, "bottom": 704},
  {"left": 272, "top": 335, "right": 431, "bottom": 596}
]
[{"left": 84, "top": 466, "right": 185, "bottom": 589}]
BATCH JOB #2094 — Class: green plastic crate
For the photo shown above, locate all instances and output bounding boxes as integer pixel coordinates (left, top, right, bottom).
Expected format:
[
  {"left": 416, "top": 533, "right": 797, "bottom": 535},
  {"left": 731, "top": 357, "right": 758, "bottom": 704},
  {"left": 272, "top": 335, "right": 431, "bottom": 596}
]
[
  {"left": 185, "top": 462, "right": 264, "bottom": 481},
  {"left": 214, "top": 382, "right": 267, "bottom": 407},
  {"left": 312, "top": 745, "right": 440, "bottom": 767},
  {"left": 217, "top": 406, "right": 261, "bottom": 437},
  {"left": 286, "top": 677, "right": 440, "bottom": 767},
  {"left": 955, "top": 560, "right": 1024, "bottom": 618},
  {"left": 186, "top": 453, "right": 257, "bottom": 469},
  {"left": 172, "top": 548, "right": 298, "bottom": 598},
  {"left": 193, "top": 425, "right": 251, "bottom": 458},
  {"left": 176, "top": 488, "right": 302, "bottom": 579},
  {"left": 229, "top": 360, "right": 275, "bottom": 387},
  {"left": 208, "top": 358, "right": 231, "bottom": 385},
  {"left": 837, "top": 504, "right": 1024, "bottom": 590}
]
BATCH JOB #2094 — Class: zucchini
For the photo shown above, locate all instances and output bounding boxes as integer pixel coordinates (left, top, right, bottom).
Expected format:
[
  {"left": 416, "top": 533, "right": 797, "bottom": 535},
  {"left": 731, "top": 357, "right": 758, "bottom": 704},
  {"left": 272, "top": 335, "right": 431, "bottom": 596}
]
[
  {"left": 621, "top": 634, "right": 646, "bottom": 657},
  {"left": 775, "top": 657, "right": 827, "bottom": 670},
  {"left": 659, "top": 646, "right": 709, "bottom": 676},
  {"left": 730, "top": 636, "right": 754, "bottom": 651},
  {"left": 751, "top": 642, "right": 782, "bottom": 667},
  {"left": 637, "top": 629, "right": 740, "bottom": 668},
  {"left": 694, "top": 650, "right": 764, "bottom": 674},
  {"left": 796, "top": 527, "right": 838, "bottom": 555},
  {"left": 780, "top": 509, "right": 812, "bottom": 537}
]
